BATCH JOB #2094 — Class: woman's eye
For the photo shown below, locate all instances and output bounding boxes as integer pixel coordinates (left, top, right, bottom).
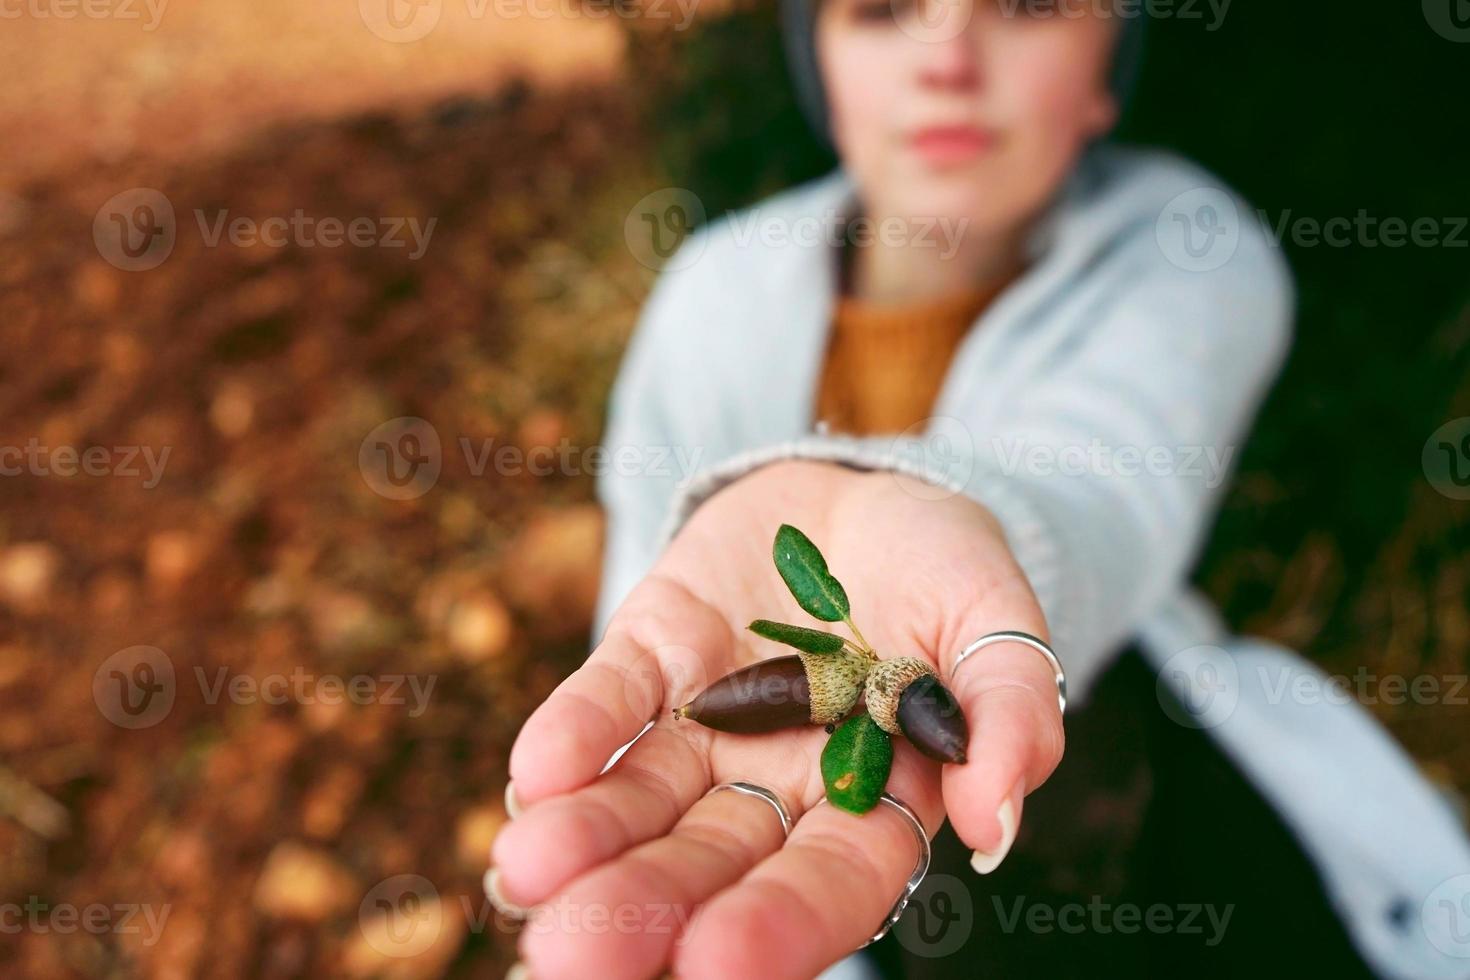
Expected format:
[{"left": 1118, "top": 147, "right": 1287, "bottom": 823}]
[{"left": 851, "top": 0, "right": 899, "bottom": 24}]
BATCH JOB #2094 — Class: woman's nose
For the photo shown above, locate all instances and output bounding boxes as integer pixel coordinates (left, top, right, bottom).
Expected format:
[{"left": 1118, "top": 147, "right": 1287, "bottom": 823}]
[{"left": 912, "top": 2, "right": 982, "bottom": 91}]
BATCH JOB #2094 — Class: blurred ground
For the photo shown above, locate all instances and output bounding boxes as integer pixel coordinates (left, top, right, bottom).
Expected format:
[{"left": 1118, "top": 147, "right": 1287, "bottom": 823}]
[
  {"left": 0, "top": 2, "right": 1467, "bottom": 978},
  {"left": 0, "top": 9, "right": 654, "bottom": 973},
  {"left": 0, "top": 0, "right": 623, "bottom": 186}
]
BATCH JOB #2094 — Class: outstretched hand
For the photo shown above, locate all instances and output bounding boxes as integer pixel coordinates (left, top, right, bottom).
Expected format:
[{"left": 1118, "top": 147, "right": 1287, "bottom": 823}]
[{"left": 492, "top": 460, "right": 1064, "bottom": 979}]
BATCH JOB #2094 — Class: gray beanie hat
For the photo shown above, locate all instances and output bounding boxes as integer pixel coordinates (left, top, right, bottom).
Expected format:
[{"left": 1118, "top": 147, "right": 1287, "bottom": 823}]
[{"left": 779, "top": 1, "right": 1147, "bottom": 146}]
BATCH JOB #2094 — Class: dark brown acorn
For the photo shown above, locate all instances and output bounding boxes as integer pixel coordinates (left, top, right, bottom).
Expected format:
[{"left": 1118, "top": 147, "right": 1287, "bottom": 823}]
[
  {"left": 673, "top": 652, "right": 869, "bottom": 733},
  {"left": 897, "top": 673, "right": 969, "bottom": 764},
  {"left": 864, "top": 657, "right": 969, "bottom": 764}
]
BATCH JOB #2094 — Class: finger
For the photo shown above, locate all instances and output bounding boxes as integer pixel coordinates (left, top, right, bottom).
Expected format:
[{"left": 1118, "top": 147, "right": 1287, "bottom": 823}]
[
  {"left": 517, "top": 782, "right": 792, "bottom": 980},
  {"left": 507, "top": 630, "right": 666, "bottom": 804},
  {"left": 941, "top": 635, "right": 1065, "bottom": 872},
  {"left": 674, "top": 756, "right": 941, "bottom": 980},
  {"left": 490, "top": 722, "right": 708, "bottom": 911},
  {"left": 508, "top": 577, "right": 730, "bottom": 804}
]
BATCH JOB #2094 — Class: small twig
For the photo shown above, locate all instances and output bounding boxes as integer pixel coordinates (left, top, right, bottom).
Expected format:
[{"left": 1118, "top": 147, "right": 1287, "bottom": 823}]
[
  {"left": 844, "top": 617, "right": 873, "bottom": 657},
  {"left": 0, "top": 764, "right": 71, "bottom": 840}
]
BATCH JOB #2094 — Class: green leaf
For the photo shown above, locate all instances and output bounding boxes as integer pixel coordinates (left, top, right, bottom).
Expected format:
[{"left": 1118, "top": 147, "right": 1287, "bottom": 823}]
[
  {"left": 772, "top": 524, "right": 850, "bottom": 623},
  {"left": 747, "top": 620, "right": 847, "bottom": 655},
  {"left": 820, "top": 713, "right": 892, "bottom": 814}
]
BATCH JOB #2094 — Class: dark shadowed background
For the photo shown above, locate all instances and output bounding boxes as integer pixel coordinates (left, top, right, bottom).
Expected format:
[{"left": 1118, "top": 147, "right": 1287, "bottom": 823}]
[{"left": 0, "top": 1, "right": 1465, "bottom": 976}]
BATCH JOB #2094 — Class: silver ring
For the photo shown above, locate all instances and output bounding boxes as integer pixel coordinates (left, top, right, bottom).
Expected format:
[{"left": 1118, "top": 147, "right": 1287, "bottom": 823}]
[
  {"left": 816, "top": 792, "right": 931, "bottom": 947},
  {"left": 951, "top": 630, "right": 1067, "bottom": 714},
  {"left": 704, "top": 781, "right": 794, "bottom": 837}
]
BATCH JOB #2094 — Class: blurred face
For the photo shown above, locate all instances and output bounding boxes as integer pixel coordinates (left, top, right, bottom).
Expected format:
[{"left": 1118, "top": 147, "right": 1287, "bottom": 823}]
[{"left": 816, "top": 0, "right": 1121, "bottom": 234}]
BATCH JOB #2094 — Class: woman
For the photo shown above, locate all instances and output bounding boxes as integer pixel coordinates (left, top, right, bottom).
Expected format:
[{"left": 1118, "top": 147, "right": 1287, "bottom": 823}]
[{"left": 488, "top": 1, "right": 1470, "bottom": 977}]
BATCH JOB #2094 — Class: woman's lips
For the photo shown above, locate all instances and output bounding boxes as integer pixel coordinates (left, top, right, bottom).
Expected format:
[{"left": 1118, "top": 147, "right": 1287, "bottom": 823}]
[{"left": 909, "top": 125, "right": 996, "bottom": 166}]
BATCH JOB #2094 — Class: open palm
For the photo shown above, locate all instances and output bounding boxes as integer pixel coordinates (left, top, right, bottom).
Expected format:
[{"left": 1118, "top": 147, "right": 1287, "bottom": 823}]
[{"left": 492, "top": 461, "right": 1065, "bottom": 979}]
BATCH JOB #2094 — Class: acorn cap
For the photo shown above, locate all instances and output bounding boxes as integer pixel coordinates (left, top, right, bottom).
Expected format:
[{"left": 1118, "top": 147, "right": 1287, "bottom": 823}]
[
  {"left": 799, "top": 650, "right": 871, "bottom": 725},
  {"left": 864, "top": 657, "right": 937, "bottom": 734}
]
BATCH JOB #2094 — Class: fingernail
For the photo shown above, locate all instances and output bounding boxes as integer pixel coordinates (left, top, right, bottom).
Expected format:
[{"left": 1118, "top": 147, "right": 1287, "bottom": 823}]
[
  {"left": 505, "top": 780, "right": 522, "bottom": 820},
  {"left": 506, "top": 962, "right": 532, "bottom": 980},
  {"left": 970, "top": 778, "right": 1023, "bottom": 875},
  {"left": 484, "top": 867, "right": 527, "bottom": 918}
]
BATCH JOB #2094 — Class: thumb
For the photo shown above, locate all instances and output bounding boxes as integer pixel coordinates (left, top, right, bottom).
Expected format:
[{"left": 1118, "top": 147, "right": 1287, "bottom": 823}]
[{"left": 938, "top": 620, "right": 1066, "bottom": 874}]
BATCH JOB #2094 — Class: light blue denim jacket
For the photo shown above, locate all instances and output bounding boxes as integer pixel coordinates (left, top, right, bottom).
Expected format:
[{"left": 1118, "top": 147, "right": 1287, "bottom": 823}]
[{"left": 592, "top": 145, "right": 1470, "bottom": 978}]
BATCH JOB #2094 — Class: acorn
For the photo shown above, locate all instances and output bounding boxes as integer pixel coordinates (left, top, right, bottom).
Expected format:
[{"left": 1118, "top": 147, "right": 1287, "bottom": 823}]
[
  {"left": 673, "top": 651, "right": 871, "bottom": 733},
  {"left": 864, "top": 657, "right": 970, "bottom": 764}
]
